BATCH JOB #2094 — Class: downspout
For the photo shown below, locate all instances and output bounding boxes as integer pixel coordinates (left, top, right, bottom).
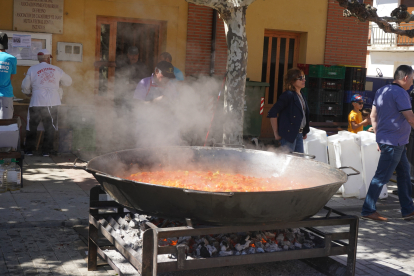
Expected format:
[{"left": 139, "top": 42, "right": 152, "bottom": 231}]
[{"left": 210, "top": 9, "right": 217, "bottom": 76}]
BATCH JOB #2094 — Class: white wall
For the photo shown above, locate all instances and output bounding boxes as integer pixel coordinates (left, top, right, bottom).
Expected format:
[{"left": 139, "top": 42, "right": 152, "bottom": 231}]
[
  {"left": 367, "top": 51, "right": 414, "bottom": 77},
  {"left": 368, "top": 0, "right": 407, "bottom": 78},
  {"left": 373, "top": 0, "right": 399, "bottom": 17}
]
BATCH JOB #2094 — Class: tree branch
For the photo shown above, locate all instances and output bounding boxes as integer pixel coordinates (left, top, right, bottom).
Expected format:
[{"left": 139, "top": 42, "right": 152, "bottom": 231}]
[
  {"left": 186, "top": 0, "right": 256, "bottom": 12},
  {"left": 335, "top": 0, "right": 414, "bottom": 38}
]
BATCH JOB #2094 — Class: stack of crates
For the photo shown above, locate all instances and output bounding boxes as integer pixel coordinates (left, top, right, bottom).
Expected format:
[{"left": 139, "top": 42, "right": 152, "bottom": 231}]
[
  {"left": 301, "top": 64, "right": 346, "bottom": 122},
  {"left": 342, "top": 67, "right": 367, "bottom": 121}
]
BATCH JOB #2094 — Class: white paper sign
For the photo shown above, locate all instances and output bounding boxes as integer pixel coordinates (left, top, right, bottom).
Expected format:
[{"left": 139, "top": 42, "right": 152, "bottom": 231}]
[{"left": 12, "top": 34, "right": 31, "bottom": 48}]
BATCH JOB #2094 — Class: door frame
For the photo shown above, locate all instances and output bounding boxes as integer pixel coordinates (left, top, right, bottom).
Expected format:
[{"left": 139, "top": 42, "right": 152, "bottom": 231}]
[
  {"left": 94, "top": 16, "right": 166, "bottom": 97},
  {"left": 260, "top": 29, "right": 301, "bottom": 138},
  {"left": 263, "top": 29, "right": 301, "bottom": 108}
]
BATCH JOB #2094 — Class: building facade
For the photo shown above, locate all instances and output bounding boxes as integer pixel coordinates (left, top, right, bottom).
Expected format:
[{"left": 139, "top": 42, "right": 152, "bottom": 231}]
[
  {"left": 367, "top": 0, "right": 414, "bottom": 78},
  {"left": 1, "top": 0, "right": 370, "bottom": 145}
]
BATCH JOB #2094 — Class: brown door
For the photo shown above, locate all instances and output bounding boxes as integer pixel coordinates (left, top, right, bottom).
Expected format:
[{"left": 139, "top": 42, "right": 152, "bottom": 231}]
[
  {"left": 260, "top": 30, "right": 301, "bottom": 138},
  {"left": 94, "top": 16, "right": 166, "bottom": 98}
]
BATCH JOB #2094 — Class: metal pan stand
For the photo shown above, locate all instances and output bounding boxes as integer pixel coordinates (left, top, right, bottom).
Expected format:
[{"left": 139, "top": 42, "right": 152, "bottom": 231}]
[{"left": 87, "top": 186, "right": 358, "bottom": 276}]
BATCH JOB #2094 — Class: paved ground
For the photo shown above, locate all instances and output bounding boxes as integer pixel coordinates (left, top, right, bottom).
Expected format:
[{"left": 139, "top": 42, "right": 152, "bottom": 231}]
[{"left": 0, "top": 154, "right": 413, "bottom": 275}]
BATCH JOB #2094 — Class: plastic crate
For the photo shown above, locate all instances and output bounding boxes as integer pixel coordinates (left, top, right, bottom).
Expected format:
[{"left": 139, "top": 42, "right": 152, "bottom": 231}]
[
  {"left": 310, "top": 114, "right": 342, "bottom": 122},
  {"left": 297, "top": 63, "right": 309, "bottom": 75},
  {"left": 309, "top": 102, "right": 343, "bottom": 116},
  {"left": 344, "top": 67, "right": 367, "bottom": 91},
  {"left": 323, "top": 66, "right": 346, "bottom": 79},
  {"left": 308, "top": 89, "right": 343, "bottom": 104},
  {"left": 309, "top": 65, "right": 346, "bottom": 79},
  {"left": 308, "top": 78, "right": 345, "bottom": 90},
  {"left": 344, "top": 91, "right": 365, "bottom": 103},
  {"left": 301, "top": 88, "right": 308, "bottom": 100},
  {"left": 309, "top": 65, "right": 326, "bottom": 78}
]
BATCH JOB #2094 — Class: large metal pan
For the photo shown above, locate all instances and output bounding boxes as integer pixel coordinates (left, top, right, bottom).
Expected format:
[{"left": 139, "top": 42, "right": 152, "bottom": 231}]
[{"left": 85, "top": 146, "right": 356, "bottom": 225}]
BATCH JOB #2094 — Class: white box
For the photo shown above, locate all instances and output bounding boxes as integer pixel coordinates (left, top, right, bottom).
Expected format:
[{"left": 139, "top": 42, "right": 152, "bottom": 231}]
[{"left": 0, "top": 124, "right": 20, "bottom": 151}]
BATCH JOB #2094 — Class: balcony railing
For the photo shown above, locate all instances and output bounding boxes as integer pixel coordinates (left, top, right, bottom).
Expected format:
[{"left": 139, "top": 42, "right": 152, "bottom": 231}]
[{"left": 368, "top": 23, "right": 414, "bottom": 46}]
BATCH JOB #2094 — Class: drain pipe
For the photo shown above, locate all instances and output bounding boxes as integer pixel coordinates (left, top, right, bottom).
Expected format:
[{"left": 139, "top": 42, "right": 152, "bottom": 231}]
[{"left": 210, "top": 9, "right": 217, "bottom": 76}]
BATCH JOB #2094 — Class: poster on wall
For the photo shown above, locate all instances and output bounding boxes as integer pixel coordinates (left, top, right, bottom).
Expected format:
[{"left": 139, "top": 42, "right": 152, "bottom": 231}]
[
  {"left": 13, "top": 0, "right": 64, "bottom": 34},
  {"left": 7, "top": 39, "right": 44, "bottom": 60},
  {"left": 12, "top": 34, "right": 31, "bottom": 48}
]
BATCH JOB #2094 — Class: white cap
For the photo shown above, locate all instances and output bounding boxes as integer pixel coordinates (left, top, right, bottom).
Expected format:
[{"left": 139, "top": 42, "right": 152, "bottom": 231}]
[{"left": 37, "top": 49, "right": 53, "bottom": 58}]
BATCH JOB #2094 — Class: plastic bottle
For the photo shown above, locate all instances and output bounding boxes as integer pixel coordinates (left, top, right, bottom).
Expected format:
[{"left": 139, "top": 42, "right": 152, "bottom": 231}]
[
  {"left": 0, "top": 160, "right": 7, "bottom": 193},
  {"left": 4, "top": 158, "right": 21, "bottom": 191}
]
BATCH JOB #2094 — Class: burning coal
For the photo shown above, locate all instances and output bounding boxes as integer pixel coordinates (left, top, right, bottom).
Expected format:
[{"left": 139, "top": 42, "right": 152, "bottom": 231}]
[{"left": 113, "top": 213, "right": 316, "bottom": 259}]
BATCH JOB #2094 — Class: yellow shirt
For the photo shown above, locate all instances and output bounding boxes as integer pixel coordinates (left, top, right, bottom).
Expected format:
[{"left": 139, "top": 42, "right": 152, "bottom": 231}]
[{"left": 348, "top": 110, "right": 363, "bottom": 133}]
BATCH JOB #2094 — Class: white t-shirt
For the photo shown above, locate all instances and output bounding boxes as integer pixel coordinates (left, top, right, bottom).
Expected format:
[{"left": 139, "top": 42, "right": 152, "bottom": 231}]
[{"left": 21, "top": 62, "right": 72, "bottom": 107}]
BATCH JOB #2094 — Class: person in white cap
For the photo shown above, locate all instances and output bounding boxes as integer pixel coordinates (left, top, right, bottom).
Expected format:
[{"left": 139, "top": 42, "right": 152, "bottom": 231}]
[
  {"left": 0, "top": 32, "right": 17, "bottom": 119},
  {"left": 21, "top": 49, "right": 72, "bottom": 156}
]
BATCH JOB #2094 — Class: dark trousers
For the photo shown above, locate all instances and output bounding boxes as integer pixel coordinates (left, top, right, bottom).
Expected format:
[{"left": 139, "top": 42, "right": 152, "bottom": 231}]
[{"left": 25, "top": 106, "right": 58, "bottom": 152}]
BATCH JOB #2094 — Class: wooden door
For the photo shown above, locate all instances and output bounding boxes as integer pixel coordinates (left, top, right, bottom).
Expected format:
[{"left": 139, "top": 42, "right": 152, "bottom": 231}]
[
  {"left": 94, "top": 16, "right": 165, "bottom": 98},
  {"left": 260, "top": 30, "right": 301, "bottom": 138}
]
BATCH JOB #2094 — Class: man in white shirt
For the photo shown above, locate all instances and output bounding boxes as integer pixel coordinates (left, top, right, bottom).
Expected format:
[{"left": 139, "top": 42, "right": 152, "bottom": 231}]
[{"left": 21, "top": 49, "right": 72, "bottom": 156}]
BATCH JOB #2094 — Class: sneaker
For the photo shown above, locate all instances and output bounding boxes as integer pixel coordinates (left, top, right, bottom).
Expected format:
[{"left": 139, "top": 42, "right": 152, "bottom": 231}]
[
  {"left": 42, "top": 152, "right": 50, "bottom": 157},
  {"left": 24, "top": 150, "right": 33, "bottom": 156}
]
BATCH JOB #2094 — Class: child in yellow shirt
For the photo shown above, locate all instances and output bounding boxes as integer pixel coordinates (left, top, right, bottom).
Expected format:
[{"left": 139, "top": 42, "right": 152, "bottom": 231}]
[{"left": 348, "top": 94, "right": 368, "bottom": 133}]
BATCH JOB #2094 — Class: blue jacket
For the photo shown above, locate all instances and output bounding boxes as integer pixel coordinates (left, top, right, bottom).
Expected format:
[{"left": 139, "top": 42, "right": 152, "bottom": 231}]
[{"left": 267, "top": 90, "right": 310, "bottom": 143}]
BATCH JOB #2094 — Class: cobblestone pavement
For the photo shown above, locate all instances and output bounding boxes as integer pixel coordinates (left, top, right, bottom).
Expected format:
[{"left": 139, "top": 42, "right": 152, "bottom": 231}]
[
  {"left": 0, "top": 154, "right": 413, "bottom": 275},
  {"left": 0, "top": 226, "right": 116, "bottom": 276}
]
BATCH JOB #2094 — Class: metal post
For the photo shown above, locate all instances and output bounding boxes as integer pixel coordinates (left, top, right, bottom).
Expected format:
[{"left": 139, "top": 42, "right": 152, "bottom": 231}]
[
  {"left": 88, "top": 186, "right": 100, "bottom": 271},
  {"left": 346, "top": 218, "right": 359, "bottom": 276},
  {"left": 142, "top": 228, "right": 155, "bottom": 276}
]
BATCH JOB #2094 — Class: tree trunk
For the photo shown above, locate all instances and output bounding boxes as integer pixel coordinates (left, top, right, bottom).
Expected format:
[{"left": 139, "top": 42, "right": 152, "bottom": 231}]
[{"left": 220, "top": 7, "right": 248, "bottom": 145}]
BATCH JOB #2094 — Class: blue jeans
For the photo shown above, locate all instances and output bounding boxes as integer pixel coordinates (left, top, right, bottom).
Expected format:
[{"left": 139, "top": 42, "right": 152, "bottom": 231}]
[
  {"left": 361, "top": 144, "right": 414, "bottom": 217},
  {"left": 280, "top": 133, "right": 304, "bottom": 153}
]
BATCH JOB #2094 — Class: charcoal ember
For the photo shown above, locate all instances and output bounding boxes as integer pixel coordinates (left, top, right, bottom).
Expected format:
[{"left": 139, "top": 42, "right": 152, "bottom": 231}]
[
  {"left": 289, "top": 244, "right": 295, "bottom": 250},
  {"left": 283, "top": 245, "right": 289, "bottom": 250},
  {"left": 220, "top": 241, "right": 228, "bottom": 251},
  {"left": 276, "top": 234, "right": 284, "bottom": 243},
  {"left": 234, "top": 240, "right": 250, "bottom": 251},
  {"left": 206, "top": 244, "right": 217, "bottom": 256},
  {"left": 213, "top": 241, "right": 220, "bottom": 251},
  {"left": 282, "top": 240, "right": 291, "bottom": 246},
  {"left": 264, "top": 242, "right": 281, "bottom": 252},
  {"left": 199, "top": 244, "right": 210, "bottom": 258},
  {"left": 202, "top": 238, "right": 209, "bottom": 245},
  {"left": 264, "top": 232, "right": 275, "bottom": 239},
  {"left": 256, "top": 247, "right": 265, "bottom": 253},
  {"left": 286, "top": 232, "right": 295, "bottom": 241},
  {"left": 297, "top": 235, "right": 305, "bottom": 243},
  {"left": 158, "top": 239, "right": 169, "bottom": 246},
  {"left": 247, "top": 247, "right": 256, "bottom": 254},
  {"left": 129, "top": 219, "right": 140, "bottom": 229},
  {"left": 124, "top": 213, "right": 132, "bottom": 222},
  {"left": 303, "top": 243, "right": 313, "bottom": 249},
  {"left": 178, "top": 236, "right": 191, "bottom": 244},
  {"left": 254, "top": 242, "right": 264, "bottom": 249},
  {"left": 294, "top": 242, "right": 302, "bottom": 248},
  {"left": 218, "top": 250, "right": 233, "bottom": 256},
  {"left": 291, "top": 228, "right": 300, "bottom": 234},
  {"left": 229, "top": 234, "right": 238, "bottom": 241}
]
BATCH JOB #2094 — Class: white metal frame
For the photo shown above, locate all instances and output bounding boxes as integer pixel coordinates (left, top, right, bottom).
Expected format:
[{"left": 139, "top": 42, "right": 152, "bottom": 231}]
[{"left": 0, "top": 30, "right": 52, "bottom": 66}]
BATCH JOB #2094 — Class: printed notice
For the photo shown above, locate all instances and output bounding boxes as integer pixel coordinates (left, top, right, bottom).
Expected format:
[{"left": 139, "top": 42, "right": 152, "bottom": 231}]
[
  {"left": 13, "top": 0, "right": 64, "bottom": 34},
  {"left": 12, "top": 34, "right": 31, "bottom": 48}
]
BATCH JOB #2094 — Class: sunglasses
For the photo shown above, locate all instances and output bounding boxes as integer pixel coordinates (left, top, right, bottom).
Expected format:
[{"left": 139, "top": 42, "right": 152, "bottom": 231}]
[
  {"left": 297, "top": 76, "right": 306, "bottom": 81},
  {"left": 355, "top": 102, "right": 363, "bottom": 105}
]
